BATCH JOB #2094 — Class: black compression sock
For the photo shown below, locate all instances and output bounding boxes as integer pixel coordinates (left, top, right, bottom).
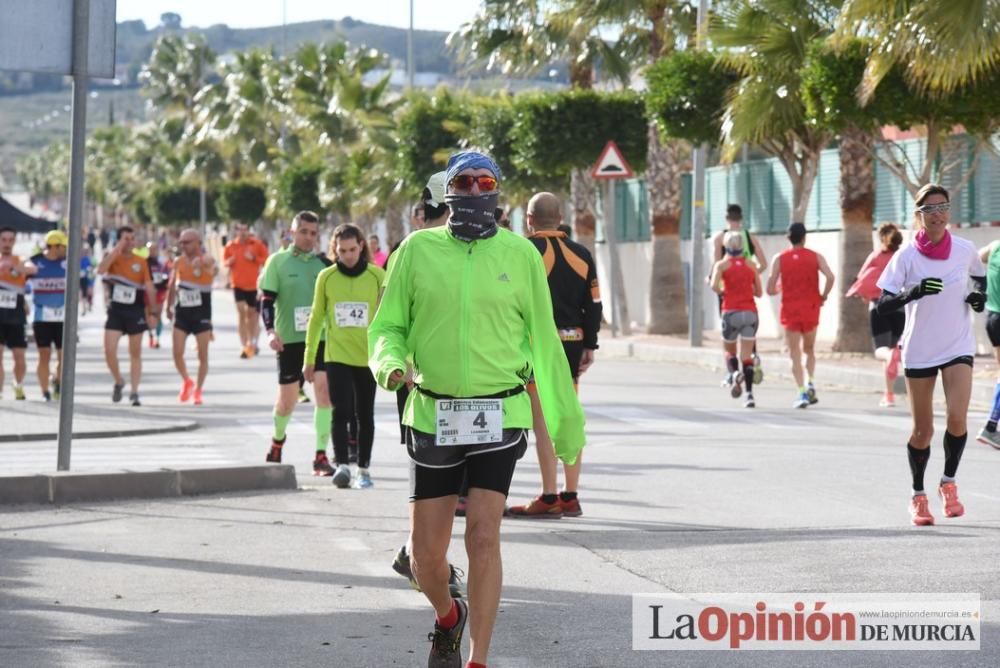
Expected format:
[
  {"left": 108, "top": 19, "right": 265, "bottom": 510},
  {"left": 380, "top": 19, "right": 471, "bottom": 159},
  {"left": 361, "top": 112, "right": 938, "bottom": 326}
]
[
  {"left": 943, "top": 431, "right": 967, "bottom": 479},
  {"left": 742, "top": 359, "right": 754, "bottom": 394},
  {"left": 726, "top": 355, "right": 739, "bottom": 373},
  {"left": 907, "top": 443, "right": 930, "bottom": 493},
  {"left": 540, "top": 493, "right": 558, "bottom": 505},
  {"left": 559, "top": 491, "right": 578, "bottom": 502}
]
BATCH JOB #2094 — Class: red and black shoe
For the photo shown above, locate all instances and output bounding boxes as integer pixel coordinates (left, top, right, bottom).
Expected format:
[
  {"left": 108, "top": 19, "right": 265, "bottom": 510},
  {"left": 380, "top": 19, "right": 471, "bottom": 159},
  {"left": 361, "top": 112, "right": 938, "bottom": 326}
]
[
  {"left": 266, "top": 437, "right": 285, "bottom": 463},
  {"left": 312, "top": 452, "right": 334, "bottom": 476}
]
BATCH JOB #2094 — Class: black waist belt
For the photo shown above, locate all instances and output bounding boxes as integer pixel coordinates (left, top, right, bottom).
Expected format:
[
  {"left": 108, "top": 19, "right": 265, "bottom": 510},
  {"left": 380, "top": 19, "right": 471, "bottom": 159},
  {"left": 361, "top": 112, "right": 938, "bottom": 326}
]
[{"left": 416, "top": 385, "right": 525, "bottom": 401}]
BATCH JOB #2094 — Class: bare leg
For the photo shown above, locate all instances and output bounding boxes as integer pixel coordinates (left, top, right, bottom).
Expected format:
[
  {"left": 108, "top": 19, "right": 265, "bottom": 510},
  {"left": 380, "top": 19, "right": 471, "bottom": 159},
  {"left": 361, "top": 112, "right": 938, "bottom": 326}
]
[
  {"left": 235, "top": 302, "right": 249, "bottom": 348},
  {"left": 195, "top": 331, "right": 212, "bottom": 389},
  {"left": 104, "top": 330, "right": 124, "bottom": 385},
  {"left": 905, "top": 376, "right": 936, "bottom": 449},
  {"left": 803, "top": 328, "right": 818, "bottom": 381},
  {"left": 411, "top": 494, "right": 459, "bottom": 617},
  {"left": 563, "top": 455, "right": 582, "bottom": 492},
  {"left": 941, "top": 363, "right": 973, "bottom": 438},
  {"left": 464, "top": 487, "right": 507, "bottom": 664},
  {"left": 127, "top": 333, "right": 142, "bottom": 394},
  {"left": 38, "top": 346, "right": 51, "bottom": 394},
  {"left": 528, "top": 385, "right": 558, "bottom": 494},
  {"left": 12, "top": 347, "right": 26, "bottom": 385},
  {"left": 173, "top": 328, "right": 189, "bottom": 380},
  {"left": 785, "top": 329, "right": 804, "bottom": 388}
]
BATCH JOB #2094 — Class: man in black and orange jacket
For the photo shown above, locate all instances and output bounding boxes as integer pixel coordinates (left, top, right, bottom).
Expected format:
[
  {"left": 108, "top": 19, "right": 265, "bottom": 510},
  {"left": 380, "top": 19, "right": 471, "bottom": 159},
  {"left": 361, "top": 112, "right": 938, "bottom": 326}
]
[{"left": 507, "top": 191, "right": 602, "bottom": 519}]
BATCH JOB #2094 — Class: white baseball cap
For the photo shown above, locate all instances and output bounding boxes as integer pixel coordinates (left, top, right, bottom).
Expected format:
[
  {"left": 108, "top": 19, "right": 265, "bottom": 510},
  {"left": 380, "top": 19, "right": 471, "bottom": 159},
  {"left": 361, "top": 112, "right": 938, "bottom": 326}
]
[{"left": 424, "top": 171, "right": 447, "bottom": 207}]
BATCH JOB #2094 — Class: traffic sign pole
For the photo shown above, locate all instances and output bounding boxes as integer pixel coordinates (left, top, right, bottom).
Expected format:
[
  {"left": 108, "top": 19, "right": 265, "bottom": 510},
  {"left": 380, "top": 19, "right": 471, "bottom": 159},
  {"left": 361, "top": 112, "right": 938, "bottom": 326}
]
[{"left": 592, "top": 140, "right": 634, "bottom": 338}]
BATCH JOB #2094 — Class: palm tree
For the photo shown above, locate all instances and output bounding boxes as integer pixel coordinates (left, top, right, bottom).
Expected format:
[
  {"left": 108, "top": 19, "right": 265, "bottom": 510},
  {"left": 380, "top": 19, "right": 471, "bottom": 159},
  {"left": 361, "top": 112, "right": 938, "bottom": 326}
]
[
  {"left": 451, "top": 0, "right": 631, "bottom": 251},
  {"left": 572, "top": 0, "right": 698, "bottom": 334},
  {"left": 834, "top": 0, "right": 1000, "bottom": 102}
]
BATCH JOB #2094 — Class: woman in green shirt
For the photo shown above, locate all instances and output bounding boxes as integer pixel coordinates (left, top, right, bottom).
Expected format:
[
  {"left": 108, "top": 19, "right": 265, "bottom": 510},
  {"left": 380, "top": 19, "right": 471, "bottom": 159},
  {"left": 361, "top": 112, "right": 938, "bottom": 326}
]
[{"left": 304, "top": 224, "right": 385, "bottom": 489}]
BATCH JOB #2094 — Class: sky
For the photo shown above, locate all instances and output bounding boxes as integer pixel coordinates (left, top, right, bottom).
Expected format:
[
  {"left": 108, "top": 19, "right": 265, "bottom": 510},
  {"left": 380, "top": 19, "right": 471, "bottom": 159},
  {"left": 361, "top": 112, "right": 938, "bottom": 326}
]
[{"left": 116, "top": 0, "right": 481, "bottom": 33}]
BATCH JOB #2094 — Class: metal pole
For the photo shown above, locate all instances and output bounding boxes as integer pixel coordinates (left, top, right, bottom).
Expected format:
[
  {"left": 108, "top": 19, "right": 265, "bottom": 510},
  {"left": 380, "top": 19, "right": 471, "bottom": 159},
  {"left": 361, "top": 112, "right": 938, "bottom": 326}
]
[
  {"left": 689, "top": 0, "right": 709, "bottom": 347},
  {"left": 57, "top": 0, "right": 91, "bottom": 471},
  {"left": 604, "top": 180, "right": 631, "bottom": 337},
  {"left": 407, "top": 0, "right": 415, "bottom": 89}
]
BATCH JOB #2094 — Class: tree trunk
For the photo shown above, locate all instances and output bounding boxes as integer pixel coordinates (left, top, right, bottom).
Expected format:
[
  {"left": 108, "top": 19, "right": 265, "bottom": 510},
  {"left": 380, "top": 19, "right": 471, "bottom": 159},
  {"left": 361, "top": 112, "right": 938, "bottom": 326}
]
[
  {"left": 570, "top": 168, "right": 597, "bottom": 256},
  {"left": 646, "top": 125, "right": 688, "bottom": 335},
  {"left": 834, "top": 126, "right": 876, "bottom": 353},
  {"left": 385, "top": 205, "right": 404, "bottom": 248}
]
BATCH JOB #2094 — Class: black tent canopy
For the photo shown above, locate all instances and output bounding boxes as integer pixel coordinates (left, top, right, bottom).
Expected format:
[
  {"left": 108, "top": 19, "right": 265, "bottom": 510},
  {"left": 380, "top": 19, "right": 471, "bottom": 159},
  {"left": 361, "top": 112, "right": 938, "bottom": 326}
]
[{"left": 0, "top": 195, "right": 58, "bottom": 234}]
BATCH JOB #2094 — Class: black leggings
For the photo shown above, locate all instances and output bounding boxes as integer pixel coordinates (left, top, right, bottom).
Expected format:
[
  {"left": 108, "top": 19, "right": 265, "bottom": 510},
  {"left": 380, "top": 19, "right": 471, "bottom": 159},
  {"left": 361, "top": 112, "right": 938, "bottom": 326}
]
[{"left": 326, "top": 362, "right": 377, "bottom": 468}]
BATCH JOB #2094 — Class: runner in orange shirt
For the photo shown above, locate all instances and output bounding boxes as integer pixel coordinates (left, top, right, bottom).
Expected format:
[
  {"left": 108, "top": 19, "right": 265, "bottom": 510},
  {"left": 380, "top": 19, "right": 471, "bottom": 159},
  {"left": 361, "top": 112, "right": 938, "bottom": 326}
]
[
  {"left": 96, "top": 226, "right": 158, "bottom": 406},
  {"left": 223, "top": 223, "right": 268, "bottom": 359},
  {"left": 166, "top": 228, "right": 217, "bottom": 405},
  {"left": 766, "top": 223, "right": 836, "bottom": 409},
  {"left": 0, "top": 226, "right": 38, "bottom": 400}
]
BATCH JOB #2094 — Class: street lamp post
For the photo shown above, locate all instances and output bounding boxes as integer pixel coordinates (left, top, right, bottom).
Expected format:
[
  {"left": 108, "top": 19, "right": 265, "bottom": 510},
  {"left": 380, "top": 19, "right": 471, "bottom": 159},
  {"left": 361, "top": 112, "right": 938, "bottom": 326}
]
[{"left": 688, "top": 0, "right": 709, "bottom": 347}]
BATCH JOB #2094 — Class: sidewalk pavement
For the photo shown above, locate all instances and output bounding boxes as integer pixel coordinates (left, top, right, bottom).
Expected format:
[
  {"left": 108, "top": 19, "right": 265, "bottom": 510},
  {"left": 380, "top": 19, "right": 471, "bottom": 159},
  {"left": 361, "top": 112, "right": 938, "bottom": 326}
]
[
  {"left": 0, "top": 401, "right": 199, "bottom": 443},
  {"left": 600, "top": 329, "right": 999, "bottom": 408}
]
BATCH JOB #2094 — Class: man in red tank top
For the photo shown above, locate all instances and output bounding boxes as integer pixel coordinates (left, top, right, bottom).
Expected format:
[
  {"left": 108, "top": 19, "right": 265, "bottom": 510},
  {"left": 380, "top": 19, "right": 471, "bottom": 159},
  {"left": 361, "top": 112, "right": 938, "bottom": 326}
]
[
  {"left": 709, "top": 231, "right": 762, "bottom": 407},
  {"left": 766, "top": 223, "right": 835, "bottom": 408}
]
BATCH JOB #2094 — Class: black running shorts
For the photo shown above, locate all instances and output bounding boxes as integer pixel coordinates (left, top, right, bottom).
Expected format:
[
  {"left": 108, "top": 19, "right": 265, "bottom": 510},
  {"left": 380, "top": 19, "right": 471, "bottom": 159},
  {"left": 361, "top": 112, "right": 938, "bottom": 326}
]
[
  {"left": 904, "top": 355, "right": 974, "bottom": 379},
  {"left": 0, "top": 321, "right": 27, "bottom": 348},
  {"left": 105, "top": 307, "right": 147, "bottom": 335},
  {"left": 33, "top": 321, "right": 63, "bottom": 349},
  {"left": 276, "top": 341, "right": 325, "bottom": 385},
  {"left": 174, "top": 313, "right": 213, "bottom": 335},
  {"left": 407, "top": 427, "right": 528, "bottom": 501},
  {"left": 987, "top": 311, "right": 1000, "bottom": 348},
  {"left": 233, "top": 288, "right": 259, "bottom": 310}
]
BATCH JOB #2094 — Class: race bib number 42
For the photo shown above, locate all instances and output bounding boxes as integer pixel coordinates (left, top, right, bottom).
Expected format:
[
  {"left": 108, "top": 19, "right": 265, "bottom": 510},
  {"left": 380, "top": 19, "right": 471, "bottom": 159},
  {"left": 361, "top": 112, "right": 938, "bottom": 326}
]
[
  {"left": 436, "top": 399, "right": 503, "bottom": 446},
  {"left": 335, "top": 301, "right": 369, "bottom": 328},
  {"left": 0, "top": 291, "right": 16, "bottom": 309},
  {"left": 178, "top": 289, "right": 202, "bottom": 308},
  {"left": 294, "top": 306, "right": 311, "bottom": 332},
  {"left": 112, "top": 284, "right": 137, "bottom": 305}
]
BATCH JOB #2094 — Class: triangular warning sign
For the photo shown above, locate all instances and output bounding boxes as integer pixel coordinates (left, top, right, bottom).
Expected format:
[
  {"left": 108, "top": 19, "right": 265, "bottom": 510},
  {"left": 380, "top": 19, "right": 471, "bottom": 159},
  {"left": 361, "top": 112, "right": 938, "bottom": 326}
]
[{"left": 590, "top": 140, "right": 634, "bottom": 179}]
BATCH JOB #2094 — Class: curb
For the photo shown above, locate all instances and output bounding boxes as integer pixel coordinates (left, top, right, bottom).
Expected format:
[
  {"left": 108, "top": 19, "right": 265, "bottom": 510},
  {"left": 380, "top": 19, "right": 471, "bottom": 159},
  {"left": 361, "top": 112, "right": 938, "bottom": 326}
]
[
  {"left": 0, "top": 465, "right": 297, "bottom": 505},
  {"left": 0, "top": 421, "right": 200, "bottom": 443},
  {"left": 601, "top": 339, "right": 996, "bottom": 407}
]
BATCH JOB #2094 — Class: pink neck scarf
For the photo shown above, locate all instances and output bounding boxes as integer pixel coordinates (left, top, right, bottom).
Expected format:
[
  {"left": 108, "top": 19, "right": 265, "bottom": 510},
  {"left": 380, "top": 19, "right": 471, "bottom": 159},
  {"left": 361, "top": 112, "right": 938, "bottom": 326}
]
[{"left": 914, "top": 228, "right": 951, "bottom": 260}]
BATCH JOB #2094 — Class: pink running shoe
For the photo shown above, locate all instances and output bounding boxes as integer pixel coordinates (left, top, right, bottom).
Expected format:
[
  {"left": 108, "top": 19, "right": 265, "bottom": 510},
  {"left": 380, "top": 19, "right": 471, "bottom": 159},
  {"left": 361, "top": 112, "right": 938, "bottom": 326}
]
[
  {"left": 178, "top": 378, "right": 195, "bottom": 403},
  {"left": 909, "top": 495, "right": 935, "bottom": 526},
  {"left": 938, "top": 482, "right": 965, "bottom": 518}
]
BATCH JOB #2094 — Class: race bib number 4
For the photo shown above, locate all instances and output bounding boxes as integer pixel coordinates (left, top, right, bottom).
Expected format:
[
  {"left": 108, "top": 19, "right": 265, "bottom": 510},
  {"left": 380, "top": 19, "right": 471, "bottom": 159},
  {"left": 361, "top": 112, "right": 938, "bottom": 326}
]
[
  {"left": 335, "top": 301, "right": 369, "bottom": 328},
  {"left": 178, "top": 289, "right": 202, "bottom": 308},
  {"left": 42, "top": 306, "right": 65, "bottom": 322},
  {"left": 294, "top": 306, "right": 311, "bottom": 332},
  {"left": 436, "top": 399, "right": 503, "bottom": 446},
  {"left": 0, "top": 291, "right": 16, "bottom": 309},
  {"left": 112, "top": 284, "right": 137, "bottom": 305}
]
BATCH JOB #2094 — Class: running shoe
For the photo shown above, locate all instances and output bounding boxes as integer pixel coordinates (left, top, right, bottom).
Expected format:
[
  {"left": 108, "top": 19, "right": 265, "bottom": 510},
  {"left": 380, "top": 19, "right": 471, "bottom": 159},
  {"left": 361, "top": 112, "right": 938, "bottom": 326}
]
[
  {"left": 112, "top": 382, "right": 124, "bottom": 403},
  {"left": 879, "top": 393, "right": 896, "bottom": 408},
  {"left": 976, "top": 427, "right": 1000, "bottom": 450},
  {"left": 806, "top": 383, "right": 819, "bottom": 405},
  {"left": 297, "top": 387, "right": 310, "bottom": 403},
  {"left": 355, "top": 468, "right": 374, "bottom": 489},
  {"left": 752, "top": 355, "right": 764, "bottom": 384},
  {"left": 332, "top": 464, "right": 351, "bottom": 489},
  {"left": 427, "top": 598, "right": 468, "bottom": 668},
  {"left": 730, "top": 372, "right": 743, "bottom": 399},
  {"left": 265, "top": 438, "right": 284, "bottom": 463},
  {"left": 559, "top": 497, "right": 583, "bottom": 517},
  {"left": 506, "top": 495, "right": 563, "bottom": 519},
  {"left": 52, "top": 378, "right": 60, "bottom": 399},
  {"left": 129, "top": 393, "right": 141, "bottom": 407},
  {"left": 192, "top": 389, "right": 203, "bottom": 405},
  {"left": 240, "top": 348, "right": 248, "bottom": 360},
  {"left": 148, "top": 335, "right": 155, "bottom": 349},
  {"left": 744, "top": 393, "right": 755, "bottom": 409},
  {"left": 13, "top": 385, "right": 25, "bottom": 401},
  {"left": 313, "top": 452, "right": 334, "bottom": 476},
  {"left": 178, "top": 377, "right": 195, "bottom": 403},
  {"left": 909, "top": 494, "right": 935, "bottom": 526},
  {"left": 154, "top": 339, "right": 161, "bottom": 349},
  {"left": 391, "top": 546, "right": 465, "bottom": 598},
  {"left": 938, "top": 482, "right": 965, "bottom": 518},
  {"left": 792, "top": 394, "right": 809, "bottom": 409},
  {"left": 42, "top": 391, "right": 52, "bottom": 402},
  {"left": 454, "top": 496, "right": 467, "bottom": 517}
]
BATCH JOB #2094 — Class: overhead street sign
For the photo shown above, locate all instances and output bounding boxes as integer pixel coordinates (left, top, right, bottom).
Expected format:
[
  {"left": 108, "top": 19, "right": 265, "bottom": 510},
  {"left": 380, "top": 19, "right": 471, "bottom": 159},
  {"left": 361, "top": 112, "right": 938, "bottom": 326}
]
[
  {"left": 590, "top": 140, "right": 634, "bottom": 180},
  {"left": 0, "top": 0, "right": 117, "bottom": 78}
]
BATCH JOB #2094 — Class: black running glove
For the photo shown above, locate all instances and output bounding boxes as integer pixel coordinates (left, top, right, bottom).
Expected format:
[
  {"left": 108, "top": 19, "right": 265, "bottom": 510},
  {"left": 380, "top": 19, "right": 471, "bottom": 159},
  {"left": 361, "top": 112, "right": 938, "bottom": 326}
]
[
  {"left": 966, "top": 292, "right": 986, "bottom": 313},
  {"left": 906, "top": 277, "right": 944, "bottom": 301}
]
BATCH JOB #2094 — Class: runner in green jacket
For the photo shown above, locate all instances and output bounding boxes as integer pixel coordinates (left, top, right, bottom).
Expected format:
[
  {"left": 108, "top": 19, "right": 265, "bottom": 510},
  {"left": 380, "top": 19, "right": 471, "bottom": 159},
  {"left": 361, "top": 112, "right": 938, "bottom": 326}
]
[
  {"left": 368, "top": 150, "right": 585, "bottom": 668},
  {"left": 304, "top": 223, "right": 385, "bottom": 489}
]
